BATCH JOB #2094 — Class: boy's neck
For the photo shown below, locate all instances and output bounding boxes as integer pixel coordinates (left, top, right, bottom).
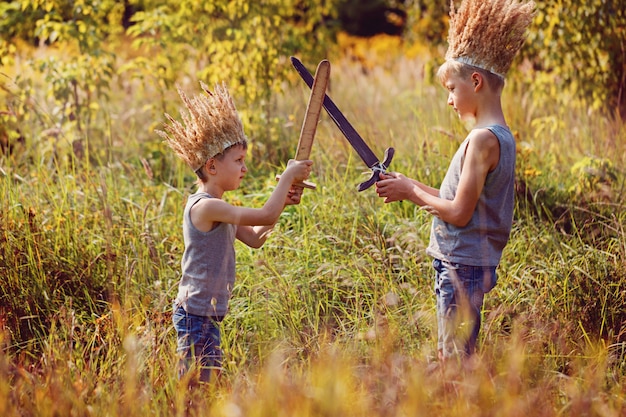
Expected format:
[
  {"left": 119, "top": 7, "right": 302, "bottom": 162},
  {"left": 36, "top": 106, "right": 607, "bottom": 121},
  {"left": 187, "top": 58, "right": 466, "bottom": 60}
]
[
  {"left": 473, "top": 96, "right": 506, "bottom": 129},
  {"left": 199, "top": 182, "right": 224, "bottom": 199}
]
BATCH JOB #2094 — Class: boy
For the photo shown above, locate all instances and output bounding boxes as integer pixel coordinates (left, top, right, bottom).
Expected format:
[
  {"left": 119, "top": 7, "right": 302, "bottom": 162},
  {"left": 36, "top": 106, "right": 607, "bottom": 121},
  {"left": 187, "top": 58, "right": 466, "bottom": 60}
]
[
  {"left": 157, "top": 82, "right": 312, "bottom": 382},
  {"left": 375, "top": 0, "right": 535, "bottom": 361}
]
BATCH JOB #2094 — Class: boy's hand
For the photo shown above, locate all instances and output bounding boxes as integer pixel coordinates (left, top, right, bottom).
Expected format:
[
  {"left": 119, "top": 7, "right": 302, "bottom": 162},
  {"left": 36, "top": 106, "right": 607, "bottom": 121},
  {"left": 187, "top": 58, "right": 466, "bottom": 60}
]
[
  {"left": 375, "top": 172, "right": 408, "bottom": 203},
  {"left": 285, "top": 185, "right": 305, "bottom": 205},
  {"left": 283, "top": 159, "right": 313, "bottom": 183}
]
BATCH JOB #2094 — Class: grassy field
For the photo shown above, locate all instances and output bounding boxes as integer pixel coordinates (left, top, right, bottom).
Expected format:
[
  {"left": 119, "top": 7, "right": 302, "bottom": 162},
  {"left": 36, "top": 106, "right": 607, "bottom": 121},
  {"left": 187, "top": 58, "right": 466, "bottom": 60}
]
[{"left": 1, "top": 48, "right": 625, "bottom": 416}]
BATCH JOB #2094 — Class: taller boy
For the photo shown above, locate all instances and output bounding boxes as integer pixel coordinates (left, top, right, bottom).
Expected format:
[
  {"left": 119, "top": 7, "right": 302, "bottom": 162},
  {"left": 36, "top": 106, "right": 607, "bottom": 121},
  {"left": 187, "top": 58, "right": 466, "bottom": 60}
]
[{"left": 376, "top": 0, "right": 535, "bottom": 361}]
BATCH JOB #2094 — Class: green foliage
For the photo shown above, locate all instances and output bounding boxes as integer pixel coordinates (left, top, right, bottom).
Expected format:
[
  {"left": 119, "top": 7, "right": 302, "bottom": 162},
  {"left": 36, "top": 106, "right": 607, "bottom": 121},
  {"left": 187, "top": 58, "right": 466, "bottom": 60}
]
[
  {"left": 569, "top": 156, "right": 618, "bottom": 199},
  {"left": 37, "top": 53, "right": 115, "bottom": 136},
  {"left": 1, "top": 0, "right": 123, "bottom": 168},
  {"left": 20, "top": 0, "right": 125, "bottom": 49},
  {"left": 0, "top": 2, "right": 39, "bottom": 65},
  {"left": 403, "top": 0, "right": 448, "bottom": 47},
  {"left": 520, "top": 0, "right": 625, "bottom": 116},
  {"left": 126, "top": 0, "right": 341, "bottom": 153},
  {"left": 0, "top": 0, "right": 346, "bottom": 163},
  {"left": 0, "top": 163, "right": 181, "bottom": 347}
]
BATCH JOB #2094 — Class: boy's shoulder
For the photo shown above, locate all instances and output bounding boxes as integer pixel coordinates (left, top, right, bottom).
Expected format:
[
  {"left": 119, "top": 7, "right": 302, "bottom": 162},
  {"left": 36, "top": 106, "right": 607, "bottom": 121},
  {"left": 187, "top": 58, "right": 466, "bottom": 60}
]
[
  {"left": 466, "top": 126, "right": 510, "bottom": 170},
  {"left": 471, "top": 123, "right": 510, "bottom": 136},
  {"left": 468, "top": 126, "right": 502, "bottom": 146}
]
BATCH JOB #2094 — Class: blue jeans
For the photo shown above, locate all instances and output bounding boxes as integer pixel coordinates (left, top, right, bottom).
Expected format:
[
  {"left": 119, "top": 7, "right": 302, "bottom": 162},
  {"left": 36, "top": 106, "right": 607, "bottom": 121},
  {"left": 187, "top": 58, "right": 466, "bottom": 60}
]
[
  {"left": 433, "top": 259, "right": 497, "bottom": 359},
  {"left": 172, "top": 305, "right": 223, "bottom": 382}
]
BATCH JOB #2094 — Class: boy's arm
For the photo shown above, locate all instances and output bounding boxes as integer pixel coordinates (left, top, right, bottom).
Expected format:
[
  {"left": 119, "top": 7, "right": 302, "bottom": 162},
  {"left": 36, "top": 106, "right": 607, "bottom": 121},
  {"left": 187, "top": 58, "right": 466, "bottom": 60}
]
[
  {"left": 445, "top": 130, "right": 499, "bottom": 225},
  {"left": 191, "top": 160, "right": 312, "bottom": 233},
  {"left": 376, "top": 173, "right": 438, "bottom": 201},
  {"left": 408, "top": 178, "right": 439, "bottom": 197},
  {"left": 235, "top": 185, "right": 305, "bottom": 248},
  {"left": 236, "top": 224, "right": 276, "bottom": 249},
  {"left": 376, "top": 129, "right": 498, "bottom": 227}
]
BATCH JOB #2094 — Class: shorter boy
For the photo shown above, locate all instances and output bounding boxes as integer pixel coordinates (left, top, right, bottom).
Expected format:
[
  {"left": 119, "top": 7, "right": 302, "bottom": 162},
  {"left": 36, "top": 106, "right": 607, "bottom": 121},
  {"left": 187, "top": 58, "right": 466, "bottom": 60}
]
[{"left": 157, "top": 82, "right": 312, "bottom": 382}]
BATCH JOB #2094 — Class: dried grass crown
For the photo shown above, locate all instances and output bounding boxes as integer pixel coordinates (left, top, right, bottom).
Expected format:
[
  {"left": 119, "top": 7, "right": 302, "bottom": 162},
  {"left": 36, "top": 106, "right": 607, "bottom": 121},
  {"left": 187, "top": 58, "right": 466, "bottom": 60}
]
[
  {"left": 156, "top": 82, "right": 248, "bottom": 172},
  {"left": 445, "top": 0, "right": 536, "bottom": 77}
]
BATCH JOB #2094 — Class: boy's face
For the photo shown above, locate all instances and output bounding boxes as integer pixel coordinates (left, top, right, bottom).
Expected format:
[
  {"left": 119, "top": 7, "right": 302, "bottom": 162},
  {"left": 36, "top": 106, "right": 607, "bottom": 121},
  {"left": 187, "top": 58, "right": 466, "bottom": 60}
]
[
  {"left": 442, "top": 72, "right": 477, "bottom": 122},
  {"left": 213, "top": 144, "right": 248, "bottom": 191}
]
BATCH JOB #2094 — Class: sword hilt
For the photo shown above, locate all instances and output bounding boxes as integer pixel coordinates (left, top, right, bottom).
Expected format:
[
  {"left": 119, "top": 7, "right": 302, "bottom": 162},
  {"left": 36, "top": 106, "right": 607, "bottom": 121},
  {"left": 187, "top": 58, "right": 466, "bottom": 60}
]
[
  {"left": 357, "top": 147, "right": 395, "bottom": 192},
  {"left": 275, "top": 175, "right": 316, "bottom": 190}
]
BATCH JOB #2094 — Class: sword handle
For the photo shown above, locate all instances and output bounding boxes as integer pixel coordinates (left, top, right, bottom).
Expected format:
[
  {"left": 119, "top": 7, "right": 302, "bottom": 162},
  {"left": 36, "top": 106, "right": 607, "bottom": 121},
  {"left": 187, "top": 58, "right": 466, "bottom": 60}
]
[
  {"left": 275, "top": 175, "right": 317, "bottom": 189},
  {"left": 357, "top": 147, "right": 395, "bottom": 192}
]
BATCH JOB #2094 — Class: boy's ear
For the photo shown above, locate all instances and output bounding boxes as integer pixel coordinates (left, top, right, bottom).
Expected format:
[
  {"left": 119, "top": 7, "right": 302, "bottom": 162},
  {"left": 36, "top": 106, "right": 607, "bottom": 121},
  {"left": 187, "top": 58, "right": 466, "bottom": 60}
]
[
  {"left": 471, "top": 72, "right": 483, "bottom": 89},
  {"left": 206, "top": 158, "right": 217, "bottom": 174}
]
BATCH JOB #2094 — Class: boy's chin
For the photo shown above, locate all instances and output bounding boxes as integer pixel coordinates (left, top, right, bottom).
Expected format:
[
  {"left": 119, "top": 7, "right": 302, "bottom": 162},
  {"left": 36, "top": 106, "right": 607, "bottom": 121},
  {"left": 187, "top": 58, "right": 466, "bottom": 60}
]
[{"left": 226, "top": 181, "right": 242, "bottom": 192}]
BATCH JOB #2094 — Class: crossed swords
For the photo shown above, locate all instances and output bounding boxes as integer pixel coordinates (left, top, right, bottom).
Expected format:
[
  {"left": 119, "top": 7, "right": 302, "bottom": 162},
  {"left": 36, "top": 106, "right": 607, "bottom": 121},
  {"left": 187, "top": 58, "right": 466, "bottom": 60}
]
[{"left": 286, "top": 57, "right": 394, "bottom": 192}]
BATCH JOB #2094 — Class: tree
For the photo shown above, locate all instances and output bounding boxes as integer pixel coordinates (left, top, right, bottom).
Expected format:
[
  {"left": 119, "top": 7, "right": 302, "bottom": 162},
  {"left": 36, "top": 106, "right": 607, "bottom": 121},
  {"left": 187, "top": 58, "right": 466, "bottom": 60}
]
[
  {"left": 1, "top": 0, "right": 342, "bottom": 162},
  {"left": 126, "top": 0, "right": 340, "bottom": 154},
  {"left": 520, "top": 0, "right": 625, "bottom": 118},
  {"left": 1, "top": 0, "right": 122, "bottom": 165}
]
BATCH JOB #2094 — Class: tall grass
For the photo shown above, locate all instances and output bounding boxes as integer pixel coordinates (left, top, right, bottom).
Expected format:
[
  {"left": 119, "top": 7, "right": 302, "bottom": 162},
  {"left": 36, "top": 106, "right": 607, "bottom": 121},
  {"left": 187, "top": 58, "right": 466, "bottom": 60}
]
[{"left": 1, "top": 51, "right": 625, "bottom": 415}]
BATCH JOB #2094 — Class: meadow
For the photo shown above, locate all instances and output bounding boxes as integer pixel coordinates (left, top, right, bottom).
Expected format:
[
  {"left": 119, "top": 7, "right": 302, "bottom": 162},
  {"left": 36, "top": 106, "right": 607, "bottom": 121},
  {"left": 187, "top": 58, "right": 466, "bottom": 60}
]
[{"left": 1, "top": 44, "right": 625, "bottom": 416}]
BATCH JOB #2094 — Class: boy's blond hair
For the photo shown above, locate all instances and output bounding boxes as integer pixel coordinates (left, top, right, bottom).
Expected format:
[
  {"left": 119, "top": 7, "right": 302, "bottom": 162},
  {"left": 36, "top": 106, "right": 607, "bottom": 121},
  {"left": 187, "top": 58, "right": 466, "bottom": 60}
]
[
  {"left": 157, "top": 82, "right": 247, "bottom": 173},
  {"left": 445, "top": 0, "right": 535, "bottom": 78}
]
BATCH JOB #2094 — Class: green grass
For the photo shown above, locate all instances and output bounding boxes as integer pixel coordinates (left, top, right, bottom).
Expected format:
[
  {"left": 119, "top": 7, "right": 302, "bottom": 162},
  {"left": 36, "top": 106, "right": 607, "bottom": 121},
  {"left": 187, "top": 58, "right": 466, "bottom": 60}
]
[{"left": 1, "top": 52, "right": 625, "bottom": 416}]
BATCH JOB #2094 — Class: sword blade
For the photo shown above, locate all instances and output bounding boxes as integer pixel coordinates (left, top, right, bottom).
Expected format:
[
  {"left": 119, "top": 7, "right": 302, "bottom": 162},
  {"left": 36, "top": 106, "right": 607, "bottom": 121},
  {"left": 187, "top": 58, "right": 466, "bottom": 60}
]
[
  {"left": 291, "top": 56, "right": 379, "bottom": 168},
  {"left": 277, "top": 60, "right": 329, "bottom": 190},
  {"left": 295, "top": 59, "right": 330, "bottom": 161}
]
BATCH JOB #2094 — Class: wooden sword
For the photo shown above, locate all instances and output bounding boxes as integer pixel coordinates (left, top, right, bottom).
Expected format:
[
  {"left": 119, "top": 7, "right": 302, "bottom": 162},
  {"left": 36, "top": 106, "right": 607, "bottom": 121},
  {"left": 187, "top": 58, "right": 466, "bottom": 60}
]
[
  {"left": 277, "top": 59, "right": 330, "bottom": 189},
  {"left": 291, "top": 56, "right": 394, "bottom": 192}
]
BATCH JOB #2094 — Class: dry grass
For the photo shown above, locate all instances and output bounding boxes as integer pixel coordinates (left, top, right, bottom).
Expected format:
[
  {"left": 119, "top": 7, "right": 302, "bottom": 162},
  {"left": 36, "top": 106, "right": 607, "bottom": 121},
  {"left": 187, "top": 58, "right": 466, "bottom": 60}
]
[{"left": 1, "top": 34, "right": 625, "bottom": 416}]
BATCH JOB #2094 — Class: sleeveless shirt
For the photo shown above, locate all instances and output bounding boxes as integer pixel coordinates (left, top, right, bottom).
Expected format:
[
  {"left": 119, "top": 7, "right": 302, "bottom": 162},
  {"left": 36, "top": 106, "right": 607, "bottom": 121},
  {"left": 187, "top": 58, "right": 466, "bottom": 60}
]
[
  {"left": 426, "top": 125, "right": 516, "bottom": 266},
  {"left": 174, "top": 192, "right": 237, "bottom": 317}
]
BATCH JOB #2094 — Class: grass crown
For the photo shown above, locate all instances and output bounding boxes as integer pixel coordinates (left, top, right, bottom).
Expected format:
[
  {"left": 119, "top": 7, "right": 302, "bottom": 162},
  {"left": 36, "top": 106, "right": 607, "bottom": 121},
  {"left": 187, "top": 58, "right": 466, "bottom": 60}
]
[
  {"left": 156, "top": 82, "right": 248, "bottom": 172},
  {"left": 445, "top": 0, "right": 536, "bottom": 77}
]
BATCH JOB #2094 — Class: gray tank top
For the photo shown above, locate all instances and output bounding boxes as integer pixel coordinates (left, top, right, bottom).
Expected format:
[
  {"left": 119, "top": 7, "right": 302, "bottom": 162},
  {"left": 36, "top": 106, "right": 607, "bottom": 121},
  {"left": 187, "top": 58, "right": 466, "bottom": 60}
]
[
  {"left": 174, "top": 192, "right": 237, "bottom": 317},
  {"left": 426, "top": 125, "right": 516, "bottom": 266}
]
